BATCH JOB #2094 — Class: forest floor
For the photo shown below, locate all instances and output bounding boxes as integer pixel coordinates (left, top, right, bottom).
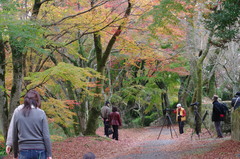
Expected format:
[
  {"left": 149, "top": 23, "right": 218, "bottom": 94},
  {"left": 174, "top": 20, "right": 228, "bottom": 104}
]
[{"left": 3, "top": 125, "right": 240, "bottom": 159}]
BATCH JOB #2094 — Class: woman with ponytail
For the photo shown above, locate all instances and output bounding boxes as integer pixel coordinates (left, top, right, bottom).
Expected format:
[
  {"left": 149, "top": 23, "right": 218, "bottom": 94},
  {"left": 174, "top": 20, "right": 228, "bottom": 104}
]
[{"left": 7, "top": 90, "right": 52, "bottom": 159}]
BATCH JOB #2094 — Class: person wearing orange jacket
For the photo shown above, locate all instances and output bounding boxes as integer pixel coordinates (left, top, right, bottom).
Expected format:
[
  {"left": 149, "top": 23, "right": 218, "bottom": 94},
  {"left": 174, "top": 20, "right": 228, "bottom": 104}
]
[{"left": 174, "top": 103, "right": 186, "bottom": 134}]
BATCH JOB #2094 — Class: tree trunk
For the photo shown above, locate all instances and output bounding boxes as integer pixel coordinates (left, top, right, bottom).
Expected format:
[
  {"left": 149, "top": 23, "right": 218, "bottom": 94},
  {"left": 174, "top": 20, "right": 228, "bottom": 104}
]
[
  {"left": 178, "top": 76, "right": 191, "bottom": 107},
  {"left": 84, "top": 30, "right": 104, "bottom": 135},
  {"left": 195, "top": 59, "right": 203, "bottom": 133},
  {"left": 8, "top": 37, "right": 24, "bottom": 121},
  {"left": 85, "top": 0, "right": 132, "bottom": 135},
  {"left": 0, "top": 33, "right": 8, "bottom": 140},
  {"left": 84, "top": 78, "right": 102, "bottom": 135},
  {"left": 75, "top": 35, "right": 92, "bottom": 135},
  {"left": 207, "top": 74, "right": 216, "bottom": 98},
  {"left": 77, "top": 94, "right": 88, "bottom": 134},
  {"left": 0, "top": 0, "right": 48, "bottom": 141},
  {"left": 195, "top": 30, "right": 214, "bottom": 133},
  {"left": 66, "top": 81, "right": 81, "bottom": 136},
  {"left": 204, "top": 49, "right": 220, "bottom": 98},
  {"left": 155, "top": 80, "right": 170, "bottom": 110}
]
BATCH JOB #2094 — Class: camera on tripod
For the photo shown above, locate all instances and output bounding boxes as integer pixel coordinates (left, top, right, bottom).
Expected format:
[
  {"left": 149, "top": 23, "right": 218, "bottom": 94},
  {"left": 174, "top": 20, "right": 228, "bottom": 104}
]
[
  {"left": 190, "top": 102, "right": 199, "bottom": 107},
  {"left": 158, "top": 107, "right": 178, "bottom": 139},
  {"left": 188, "top": 101, "right": 213, "bottom": 139},
  {"left": 163, "top": 108, "right": 174, "bottom": 115},
  {"left": 189, "top": 102, "right": 200, "bottom": 111}
]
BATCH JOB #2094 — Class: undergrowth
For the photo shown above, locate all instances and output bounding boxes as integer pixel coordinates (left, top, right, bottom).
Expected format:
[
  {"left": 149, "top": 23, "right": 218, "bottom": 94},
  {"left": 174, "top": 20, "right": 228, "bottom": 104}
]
[{"left": 0, "top": 139, "right": 6, "bottom": 157}]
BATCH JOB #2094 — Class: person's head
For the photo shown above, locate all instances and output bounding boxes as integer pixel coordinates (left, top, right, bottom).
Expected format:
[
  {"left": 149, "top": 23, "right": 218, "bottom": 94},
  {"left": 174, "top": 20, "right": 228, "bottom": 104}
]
[
  {"left": 177, "top": 103, "right": 182, "bottom": 108},
  {"left": 105, "top": 101, "right": 110, "bottom": 106},
  {"left": 83, "top": 152, "right": 96, "bottom": 159},
  {"left": 236, "top": 92, "right": 240, "bottom": 96},
  {"left": 23, "top": 90, "right": 41, "bottom": 116},
  {"left": 212, "top": 95, "right": 218, "bottom": 101},
  {"left": 112, "top": 106, "right": 118, "bottom": 112}
]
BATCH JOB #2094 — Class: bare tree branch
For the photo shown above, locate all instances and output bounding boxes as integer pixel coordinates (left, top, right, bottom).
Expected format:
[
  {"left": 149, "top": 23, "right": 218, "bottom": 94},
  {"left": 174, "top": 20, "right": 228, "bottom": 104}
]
[{"left": 42, "top": 1, "right": 109, "bottom": 27}]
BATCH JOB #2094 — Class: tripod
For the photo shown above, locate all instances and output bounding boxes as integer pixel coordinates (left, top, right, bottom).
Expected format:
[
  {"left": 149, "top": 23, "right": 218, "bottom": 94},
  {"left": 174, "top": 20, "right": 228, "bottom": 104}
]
[
  {"left": 157, "top": 112, "right": 178, "bottom": 139},
  {"left": 191, "top": 105, "right": 212, "bottom": 139}
]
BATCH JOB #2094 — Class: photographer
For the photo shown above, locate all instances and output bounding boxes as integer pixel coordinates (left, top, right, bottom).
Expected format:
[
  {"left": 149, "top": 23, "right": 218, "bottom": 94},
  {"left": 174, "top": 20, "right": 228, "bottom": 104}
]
[
  {"left": 174, "top": 104, "right": 186, "bottom": 134},
  {"left": 231, "top": 91, "right": 240, "bottom": 110}
]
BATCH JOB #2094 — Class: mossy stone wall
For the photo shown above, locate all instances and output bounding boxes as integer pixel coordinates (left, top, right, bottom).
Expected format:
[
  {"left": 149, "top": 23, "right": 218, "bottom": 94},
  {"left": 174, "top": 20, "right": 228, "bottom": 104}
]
[{"left": 231, "top": 108, "right": 240, "bottom": 141}]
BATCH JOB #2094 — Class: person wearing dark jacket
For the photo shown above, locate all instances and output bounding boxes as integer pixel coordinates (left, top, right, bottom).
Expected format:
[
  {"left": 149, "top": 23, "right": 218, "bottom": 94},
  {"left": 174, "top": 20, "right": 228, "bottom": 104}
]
[
  {"left": 109, "top": 107, "right": 122, "bottom": 140},
  {"left": 101, "top": 101, "right": 111, "bottom": 137},
  {"left": 212, "top": 95, "right": 223, "bottom": 138},
  {"left": 231, "top": 91, "right": 240, "bottom": 110}
]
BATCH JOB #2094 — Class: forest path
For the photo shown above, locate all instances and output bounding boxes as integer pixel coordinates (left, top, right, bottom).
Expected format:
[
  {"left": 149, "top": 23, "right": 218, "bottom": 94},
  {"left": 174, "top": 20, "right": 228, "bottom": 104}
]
[
  {"left": 112, "top": 126, "right": 231, "bottom": 159},
  {"left": 3, "top": 125, "right": 239, "bottom": 159}
]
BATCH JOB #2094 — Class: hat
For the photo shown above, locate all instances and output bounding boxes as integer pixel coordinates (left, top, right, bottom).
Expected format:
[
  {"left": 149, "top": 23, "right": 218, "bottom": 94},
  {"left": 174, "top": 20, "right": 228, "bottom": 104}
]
[
  {"left": 212, "top": 95, "right": 218, "bottom": 100},
  {"left": 177, "top": 103, "right": 181, "bottom": 107},
  {"left": 236, "top": 92, "right": 240, "bottom": 96},
  {"left": 83, "top": 152, "right": 96, "bottom": 159},
  {"left": 105, "top": 101, "right": 110, "bottom": 105}
]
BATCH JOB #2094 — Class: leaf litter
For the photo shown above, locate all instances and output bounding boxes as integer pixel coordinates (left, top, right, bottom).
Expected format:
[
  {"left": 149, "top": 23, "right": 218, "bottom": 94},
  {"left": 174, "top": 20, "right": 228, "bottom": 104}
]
[{"left": 3, "top": 126, "right": 240, "bottom": 159}]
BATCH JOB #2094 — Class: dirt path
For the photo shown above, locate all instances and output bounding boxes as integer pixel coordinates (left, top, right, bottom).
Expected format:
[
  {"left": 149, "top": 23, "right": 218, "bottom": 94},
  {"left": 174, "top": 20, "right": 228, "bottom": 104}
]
[
  {"left": 3, "top": 125, "right": 240, "bottom": 159},
  {"left": 115, "top": 127, "right": 178, "bottom": 159},
  {"left": 111, "top": 126, "right": 234, "bottom": 159}
]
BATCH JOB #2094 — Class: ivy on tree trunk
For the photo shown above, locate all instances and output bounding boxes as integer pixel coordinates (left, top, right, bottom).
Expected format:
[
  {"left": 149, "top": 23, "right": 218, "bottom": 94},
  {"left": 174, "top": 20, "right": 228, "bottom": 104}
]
[{"left": 0, "top": 32, "right": 8, "bottom": 140}]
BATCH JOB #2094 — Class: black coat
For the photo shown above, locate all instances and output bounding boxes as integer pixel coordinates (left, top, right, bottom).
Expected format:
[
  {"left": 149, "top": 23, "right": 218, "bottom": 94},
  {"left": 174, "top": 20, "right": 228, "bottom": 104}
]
[
  {"left": 212, "top": 101, "right": 223, "bottom": 122},
  {"left": 231, "top": 95, "right": 240, "bottom": 110}
]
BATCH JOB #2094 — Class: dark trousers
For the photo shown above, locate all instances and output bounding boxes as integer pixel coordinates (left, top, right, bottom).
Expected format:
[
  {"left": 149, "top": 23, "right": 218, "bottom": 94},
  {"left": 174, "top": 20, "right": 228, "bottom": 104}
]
[
  {"left": 112, "top": 125, "right": 119, "bottom": 140},
  {"left": 214, "top": 121, "right": 223, "bottom": 137},
  {"left": 178, "top": 121, "right": 184, "bottom": 134},
  {"left": 103, "top": 119, "right": 110, "bottom": 137}
]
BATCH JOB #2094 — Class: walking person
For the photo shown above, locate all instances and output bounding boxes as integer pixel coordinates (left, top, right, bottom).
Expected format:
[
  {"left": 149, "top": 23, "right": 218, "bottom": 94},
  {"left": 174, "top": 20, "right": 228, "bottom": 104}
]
[
  {"left": 212, "top": 95, "right": 223, "bottom": 138},
  {"left": 11, "top": 90, "right": 52, "bottom": 159},
  {"left": 174, "top": 104, "right": 186, "bottom": 134},
  {"left": 100, "top": 101, "right": 111, "bottom": 137},
  {"left": 109, "top": 106, "right": 122, "bottom": 140},
  {"left": 231, "top": 91, "right": 240, "bottom": 110}
]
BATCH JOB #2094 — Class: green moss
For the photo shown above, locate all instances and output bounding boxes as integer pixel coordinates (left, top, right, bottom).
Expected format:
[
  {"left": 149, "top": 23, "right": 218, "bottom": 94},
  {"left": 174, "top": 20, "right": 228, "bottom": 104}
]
[
  {"left": 232, "top": 109, "right": 240, "bottom": 141},
  {"left": 0, "top": 135, "right": 4, "bottom": 141}
]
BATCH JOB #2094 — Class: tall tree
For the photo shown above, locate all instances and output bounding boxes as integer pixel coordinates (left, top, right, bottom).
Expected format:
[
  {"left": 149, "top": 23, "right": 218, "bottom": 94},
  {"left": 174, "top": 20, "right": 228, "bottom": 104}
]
[
  {"left": 204, "top": 0, "right": 240, "bottom": 95},
  {"left": 85, "top": 0, "right": 132, "bottom": 135},
  {"left": 0, "top": 31, "right": 8, "bottom": 140}
]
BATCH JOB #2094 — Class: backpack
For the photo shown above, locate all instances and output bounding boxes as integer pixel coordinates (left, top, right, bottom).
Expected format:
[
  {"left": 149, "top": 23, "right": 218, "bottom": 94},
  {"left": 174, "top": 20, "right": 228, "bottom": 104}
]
[
  {"left": 219, "top": 102, "right": 229, "bottom": 118},
  {"left": 222, "top": 103, "right": 229, "bottom": 115},
  {"left": 101, "top": 106, "right": 110, "bottom": 119}
]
